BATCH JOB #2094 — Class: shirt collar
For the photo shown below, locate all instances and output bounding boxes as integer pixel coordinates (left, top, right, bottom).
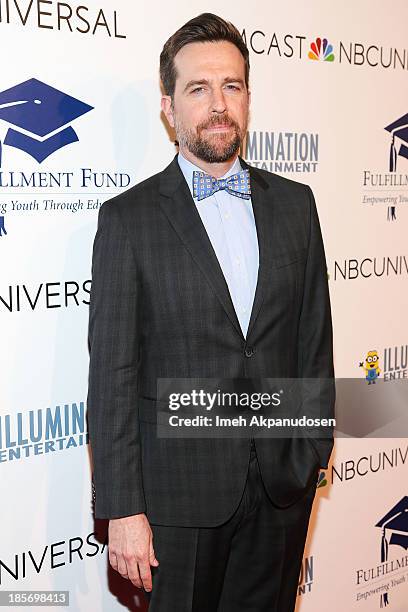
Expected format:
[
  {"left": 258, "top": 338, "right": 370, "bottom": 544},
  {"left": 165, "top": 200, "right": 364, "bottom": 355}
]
[{"left": 177, "top": 151, "right": 242, "bottom": 199}]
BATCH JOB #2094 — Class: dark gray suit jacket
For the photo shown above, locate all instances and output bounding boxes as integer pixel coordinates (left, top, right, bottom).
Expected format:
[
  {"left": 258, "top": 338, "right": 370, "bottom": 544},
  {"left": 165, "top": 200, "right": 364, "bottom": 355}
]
[{"left": 87, "top": 154, "right": 335, "bottom": 526}]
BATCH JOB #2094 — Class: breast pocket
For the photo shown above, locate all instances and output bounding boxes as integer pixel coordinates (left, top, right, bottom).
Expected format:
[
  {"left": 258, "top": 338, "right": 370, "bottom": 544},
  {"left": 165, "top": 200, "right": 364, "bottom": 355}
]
[
  {"left": 268, "top": 247, "right": 307, "bottom": 308},
  {"left": 137, "top": 395, "right": 160, "bottom": 424},
  {"left": 273, "top": 247, "right": 307, "bottom": 269}
]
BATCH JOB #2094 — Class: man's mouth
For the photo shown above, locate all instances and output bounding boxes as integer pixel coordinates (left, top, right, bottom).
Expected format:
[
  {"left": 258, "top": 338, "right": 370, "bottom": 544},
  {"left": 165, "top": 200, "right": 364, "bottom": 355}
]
[{"left": 203, "top": 123, "right": 233, "bottom": 132}]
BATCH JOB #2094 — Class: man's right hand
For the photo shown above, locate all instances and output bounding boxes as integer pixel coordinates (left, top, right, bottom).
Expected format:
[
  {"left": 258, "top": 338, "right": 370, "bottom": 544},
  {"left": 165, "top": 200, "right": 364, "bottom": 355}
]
[{"left": 108, "top": 513, "right": 159, "bottom": 591}]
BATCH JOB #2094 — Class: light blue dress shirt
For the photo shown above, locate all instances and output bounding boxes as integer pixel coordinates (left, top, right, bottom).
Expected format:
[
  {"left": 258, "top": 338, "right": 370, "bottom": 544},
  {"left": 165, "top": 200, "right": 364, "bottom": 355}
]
[{"left": 177, "top": 151, "right": 259, "bottom": 338}]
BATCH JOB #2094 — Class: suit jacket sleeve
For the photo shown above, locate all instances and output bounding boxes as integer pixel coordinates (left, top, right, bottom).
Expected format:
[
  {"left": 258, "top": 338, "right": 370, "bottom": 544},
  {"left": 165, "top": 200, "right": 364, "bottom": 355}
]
[
  {"left": 297, "top": 185, "right": 336, "bottom": 469},
  {"left": 87, "top": 200, "right": 146, "bottom": 519}
]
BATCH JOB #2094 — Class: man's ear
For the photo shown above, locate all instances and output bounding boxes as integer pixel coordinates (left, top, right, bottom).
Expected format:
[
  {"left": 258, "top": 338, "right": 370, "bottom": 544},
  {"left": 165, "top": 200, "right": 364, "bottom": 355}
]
[{"left": 161, "top": 95, "right": 175, "bottom": 128}]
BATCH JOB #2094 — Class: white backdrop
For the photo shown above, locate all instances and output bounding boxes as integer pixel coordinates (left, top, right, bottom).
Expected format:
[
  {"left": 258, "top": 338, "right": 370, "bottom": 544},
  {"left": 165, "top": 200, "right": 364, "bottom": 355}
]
[{"left": 1, "top": 1, "right": 407, "bottom": 610}]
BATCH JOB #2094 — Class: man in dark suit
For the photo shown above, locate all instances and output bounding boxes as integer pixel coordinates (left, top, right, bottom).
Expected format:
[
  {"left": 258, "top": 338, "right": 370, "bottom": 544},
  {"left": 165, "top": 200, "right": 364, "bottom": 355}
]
[{"left": 87, "top": 12, "right": 335, "bottom": 612}]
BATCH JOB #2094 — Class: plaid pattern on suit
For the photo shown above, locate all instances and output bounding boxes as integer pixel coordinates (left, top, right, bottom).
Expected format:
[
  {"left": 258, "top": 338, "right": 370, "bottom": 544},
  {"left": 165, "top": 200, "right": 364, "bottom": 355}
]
[{"left": 87, "top": 154, "right": 335, "bottom": 525}]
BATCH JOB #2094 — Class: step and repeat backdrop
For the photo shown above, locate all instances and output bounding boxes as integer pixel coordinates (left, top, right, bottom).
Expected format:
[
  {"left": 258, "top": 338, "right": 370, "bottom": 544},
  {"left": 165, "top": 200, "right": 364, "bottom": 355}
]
[{"left": 1, "top": 0, "right": 407, "bottom": 610}]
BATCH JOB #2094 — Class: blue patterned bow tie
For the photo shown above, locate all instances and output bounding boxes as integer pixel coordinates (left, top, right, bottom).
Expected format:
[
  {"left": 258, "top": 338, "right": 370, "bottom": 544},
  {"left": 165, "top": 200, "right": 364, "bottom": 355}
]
[{"left": 192, "top": 168, "right": 251, "bottom": 201}]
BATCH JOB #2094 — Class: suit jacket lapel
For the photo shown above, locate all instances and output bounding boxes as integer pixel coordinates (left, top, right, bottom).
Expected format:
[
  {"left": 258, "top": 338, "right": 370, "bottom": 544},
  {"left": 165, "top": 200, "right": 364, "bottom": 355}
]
[
  {"left": 239, "top": 157, "right": 275, "bottom": 340},
  {"left": 158, "top": 154, "right": 274, "bottom": 342}
]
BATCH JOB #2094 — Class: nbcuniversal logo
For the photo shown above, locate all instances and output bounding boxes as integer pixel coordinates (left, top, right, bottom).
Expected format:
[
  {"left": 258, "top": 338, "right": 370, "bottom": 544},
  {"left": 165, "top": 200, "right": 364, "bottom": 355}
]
[{"left": 308, "top": 37, "right": 335, "bottom": 62}]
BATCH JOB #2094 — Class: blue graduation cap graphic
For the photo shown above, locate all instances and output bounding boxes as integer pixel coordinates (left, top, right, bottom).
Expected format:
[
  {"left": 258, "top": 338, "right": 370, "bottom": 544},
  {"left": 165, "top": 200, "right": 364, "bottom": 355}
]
[
  {"left": 383, "top": 113, "right": 408, "bottom": 221},
  {"left": 385, "top": 113, "right": 408, "bottom": 173},
  {"left": 0, "top": 78, "right": 93, "bottom": 165},
  {"left": 0, "top": 78, "right": 93, "bottom": 236},
  {"left": 375, "top": 496, "right": 408, "bottom": 607}
]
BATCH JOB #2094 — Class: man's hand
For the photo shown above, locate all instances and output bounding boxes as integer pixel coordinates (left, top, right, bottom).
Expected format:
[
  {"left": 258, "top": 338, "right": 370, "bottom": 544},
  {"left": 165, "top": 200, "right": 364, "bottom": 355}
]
[{"left": 108, "top": 513, "right": 159, "bottom": 591}]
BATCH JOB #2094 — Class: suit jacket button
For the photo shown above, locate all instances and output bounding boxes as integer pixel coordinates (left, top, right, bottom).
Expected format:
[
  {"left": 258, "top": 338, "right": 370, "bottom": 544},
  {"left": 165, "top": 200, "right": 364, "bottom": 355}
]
[{"left": 244, "top": 346, "right": 255, "bottom": 358}]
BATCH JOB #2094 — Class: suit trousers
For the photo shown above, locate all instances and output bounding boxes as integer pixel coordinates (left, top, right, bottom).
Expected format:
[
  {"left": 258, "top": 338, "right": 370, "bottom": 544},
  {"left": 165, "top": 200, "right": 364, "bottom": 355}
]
[{"left": 144, "top": 441, "right": 316, "bottom": 611}]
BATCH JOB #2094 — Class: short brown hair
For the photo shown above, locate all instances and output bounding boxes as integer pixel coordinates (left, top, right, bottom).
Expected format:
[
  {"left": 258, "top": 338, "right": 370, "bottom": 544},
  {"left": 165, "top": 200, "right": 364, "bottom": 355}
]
[{"left": 160, "top": 13, "right": 250, "bottom": 98}]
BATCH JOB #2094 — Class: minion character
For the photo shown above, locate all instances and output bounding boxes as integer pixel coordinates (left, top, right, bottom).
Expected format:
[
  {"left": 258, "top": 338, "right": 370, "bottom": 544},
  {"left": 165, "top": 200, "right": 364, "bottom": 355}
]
[{"left": 359, "top": 350, "right": 381, "bottom": 384}]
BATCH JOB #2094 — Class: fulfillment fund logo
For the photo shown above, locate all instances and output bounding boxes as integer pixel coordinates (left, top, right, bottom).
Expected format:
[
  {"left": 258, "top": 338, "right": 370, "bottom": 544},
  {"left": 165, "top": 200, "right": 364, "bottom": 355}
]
[
  {"left": 0, "top": 78, "right": 93, "bottom": 164},
  {"left": 362, "top": 113, "right": 408, "bottom": 222},
  {"left": 0, "top": 78, "right": 130, "bottom": 237},
  {"left": 356, "top": 496, "right": 408, "bottom": 608},
  {"left": 0, "top": 78, "right": 92, "bottom": 236}
]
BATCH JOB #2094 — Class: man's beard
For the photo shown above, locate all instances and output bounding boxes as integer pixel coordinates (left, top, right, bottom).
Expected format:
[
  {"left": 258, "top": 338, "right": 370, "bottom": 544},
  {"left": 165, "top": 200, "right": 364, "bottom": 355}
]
[{"left": 174, "top": 113, "right": 245, "bottom": 164}]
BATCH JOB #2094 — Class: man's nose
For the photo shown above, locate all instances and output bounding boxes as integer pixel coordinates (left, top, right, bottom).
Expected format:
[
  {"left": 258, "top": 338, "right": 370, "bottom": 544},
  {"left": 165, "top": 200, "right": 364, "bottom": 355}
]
[{"left": 210, "top": 88, "right": 227, "bottom": 114}]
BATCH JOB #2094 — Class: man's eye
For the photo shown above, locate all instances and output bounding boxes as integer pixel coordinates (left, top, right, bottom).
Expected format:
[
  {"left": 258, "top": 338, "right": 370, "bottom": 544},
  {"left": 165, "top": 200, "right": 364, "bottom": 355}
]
[
  {"left": 191, "top": 87, "right": 205, "bottom": 94},
  {"left": 226, "top": 84, "right": 240, "bottom": 90}
]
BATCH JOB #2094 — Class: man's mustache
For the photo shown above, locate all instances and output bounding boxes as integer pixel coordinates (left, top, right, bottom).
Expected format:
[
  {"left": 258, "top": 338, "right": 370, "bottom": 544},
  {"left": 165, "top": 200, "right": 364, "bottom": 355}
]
[{"left": 198, "top": 116, "right": 239, "bottom": 130}]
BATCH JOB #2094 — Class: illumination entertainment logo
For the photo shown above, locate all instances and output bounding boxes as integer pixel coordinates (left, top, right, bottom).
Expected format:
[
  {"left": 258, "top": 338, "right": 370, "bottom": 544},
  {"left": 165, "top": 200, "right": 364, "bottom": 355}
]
[
  {"left": 0, "top": 402, "right": 88, "bottom": 463},
  {"left": 244, "top": 131, "right": 319, "bottom": 174}
]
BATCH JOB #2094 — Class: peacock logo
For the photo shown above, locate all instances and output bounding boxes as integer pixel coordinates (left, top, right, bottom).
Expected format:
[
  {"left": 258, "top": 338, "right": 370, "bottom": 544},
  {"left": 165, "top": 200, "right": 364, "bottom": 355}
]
[
  {"left": 308, "top": 38, "right": 335, "bottom": 62},
  {"left": 317, "top": 471, "right": 327, "bottom": 488}
]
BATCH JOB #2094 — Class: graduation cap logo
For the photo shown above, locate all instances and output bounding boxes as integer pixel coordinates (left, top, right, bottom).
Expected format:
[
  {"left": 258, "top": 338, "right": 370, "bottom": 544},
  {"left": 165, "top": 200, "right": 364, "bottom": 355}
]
[
  {"left": 0, "top": 78, "right": 93, "bottom": 166},
  {"left": 375, "top": 496, "right": 408, "bottom": 607},
  {"left": 0, "top": 78, "right": 93, "bottom": 237},
  {"left": 383, "top": 113, "right": 408, "bottom": 221},
  {"left": 385, "top": 113, "right": 408, "bottom": 173}
]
